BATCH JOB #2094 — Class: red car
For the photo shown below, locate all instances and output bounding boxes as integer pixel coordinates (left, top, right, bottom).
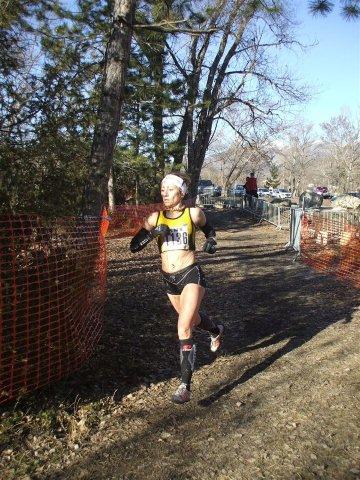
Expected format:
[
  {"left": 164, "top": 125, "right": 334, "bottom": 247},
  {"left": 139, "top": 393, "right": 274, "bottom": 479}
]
[{"left": 314, "top": 186, "right": 330, "bottom": 198}]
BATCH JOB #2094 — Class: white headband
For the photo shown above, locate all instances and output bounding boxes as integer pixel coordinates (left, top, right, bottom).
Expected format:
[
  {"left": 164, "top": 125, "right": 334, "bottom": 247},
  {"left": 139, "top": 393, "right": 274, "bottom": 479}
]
[{"left": 161, "top": 174, "right": 187, "bottom": 195}]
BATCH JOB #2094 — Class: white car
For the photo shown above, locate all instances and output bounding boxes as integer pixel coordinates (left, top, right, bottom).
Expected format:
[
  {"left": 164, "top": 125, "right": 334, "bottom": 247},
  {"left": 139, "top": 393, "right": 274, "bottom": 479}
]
[
  {"left": 258, "top": 187, "right": 271, "bottom": 197},
  {"left": 233, "top": 185, "right": 246, "bottom": 196},
  {"left": 273, "top": 188, "right": 292, "bottom": 199},
  {"left": 197, "top": 179, "right": 215, "bottom": 195}
]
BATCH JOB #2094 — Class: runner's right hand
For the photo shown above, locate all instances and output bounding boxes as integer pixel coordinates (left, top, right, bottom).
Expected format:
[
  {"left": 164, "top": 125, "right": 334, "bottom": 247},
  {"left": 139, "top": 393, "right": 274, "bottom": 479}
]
[{"left": 151, "top": 224, "right": 171, "bottom": 239}]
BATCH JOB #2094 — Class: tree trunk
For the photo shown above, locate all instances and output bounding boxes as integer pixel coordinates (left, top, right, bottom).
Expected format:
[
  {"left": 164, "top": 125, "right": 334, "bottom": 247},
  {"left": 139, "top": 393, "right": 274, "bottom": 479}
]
[
  {"left": 188, "top": 114, "right": 215, "bottom": 197},
  {"left": 172, "top": 107, "right": 190, "bottom": 166},
  {"left": 179, "top": 8, "right": 252, "bottom": 195},
  {"left": 151, "top": 36, "right": 165, "bottom": 180},
  {"left": 84, "top": 0, "right": 136, "bottom": 216},
  {"left": 135, "top": 173, "right": 139, "bottom": 205},
  {"left": 108, "top": 167, "right": 115, "bottom": 213},
  {"left": 153, "top": 98, "right": 165, "bottom": 179}
]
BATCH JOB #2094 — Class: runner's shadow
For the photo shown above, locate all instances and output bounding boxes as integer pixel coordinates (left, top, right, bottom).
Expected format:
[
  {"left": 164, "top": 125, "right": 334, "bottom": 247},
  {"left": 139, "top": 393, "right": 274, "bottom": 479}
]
[
  {"left": 197, "top": 259, "right": 358, "bottom": 407},
  {"left": 199, "top": 335, "right": 317, "bottom": 407}
]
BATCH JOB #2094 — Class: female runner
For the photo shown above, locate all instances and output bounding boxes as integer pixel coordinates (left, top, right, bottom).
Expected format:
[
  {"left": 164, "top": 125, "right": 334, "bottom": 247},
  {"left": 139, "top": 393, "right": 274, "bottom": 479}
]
[{"left": 130, "top": 173, "right": 224, "bottom": 404}]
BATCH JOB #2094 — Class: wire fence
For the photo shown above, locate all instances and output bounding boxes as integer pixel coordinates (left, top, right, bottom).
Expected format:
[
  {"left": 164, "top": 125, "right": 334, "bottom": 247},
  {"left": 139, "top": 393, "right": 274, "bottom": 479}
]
[
  {"left": 196, "top": 194, "right": 291, "bottom": 229},
  {"left": 0, "top": 214, "right": 107, "bottom": 404},
  {"left": 242, "top": 196, "right": 291, "bottom": 229},
  {"left": 300, "top": 210, "right": 360, "bottom": 288},
  {"left": 108, "top": 203, "right": 164, "bottom": 239}
]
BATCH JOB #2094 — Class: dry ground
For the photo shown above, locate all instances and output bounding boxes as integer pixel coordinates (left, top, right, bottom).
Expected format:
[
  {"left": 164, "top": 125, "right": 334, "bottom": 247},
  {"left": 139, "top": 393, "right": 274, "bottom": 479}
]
[{"left": 1, "top": 209, "right": 359, "bottom": 480}]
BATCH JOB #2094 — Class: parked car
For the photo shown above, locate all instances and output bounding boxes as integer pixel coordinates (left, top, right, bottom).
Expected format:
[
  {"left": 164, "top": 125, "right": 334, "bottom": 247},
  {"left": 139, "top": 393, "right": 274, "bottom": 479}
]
[
  {"left": 258, "top": 187, "right": 271, "bottom": 197},
  {"left": 273, "top": 188, "right": 292, "bottom": 199},
  {"left": 314, "top": 186, "right": 331, "bottom": 198},
  {"left": 348, "top": 191, "right": 360, "bottom": 198},
  {"left": 271, "top": 188, "right": 279, "bottom": 197},
  {"left": 197, "top": 179, "right": 215, "bottom": 195},
  {"left": 234, "top": 184, "right": 246, "bottom": 196},
  {"left": 331, "top": 191, "right": 360, "bottom": 201}
]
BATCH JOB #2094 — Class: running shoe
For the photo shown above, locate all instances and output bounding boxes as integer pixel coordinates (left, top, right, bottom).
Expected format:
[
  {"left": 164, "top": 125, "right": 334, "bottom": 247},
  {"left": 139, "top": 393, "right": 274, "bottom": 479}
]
[
  {"left": 210, "top": 324, "right": 224, "bottom": 352},
  {"left": 172, "top": 383, "right": 191, "bottom": 404}
]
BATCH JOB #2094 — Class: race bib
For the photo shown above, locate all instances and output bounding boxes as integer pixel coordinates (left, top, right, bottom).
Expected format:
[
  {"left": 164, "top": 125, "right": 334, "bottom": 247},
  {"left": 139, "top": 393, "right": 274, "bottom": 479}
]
[{"left": 163, "top": 224, "right": 189, "bottom": 251}]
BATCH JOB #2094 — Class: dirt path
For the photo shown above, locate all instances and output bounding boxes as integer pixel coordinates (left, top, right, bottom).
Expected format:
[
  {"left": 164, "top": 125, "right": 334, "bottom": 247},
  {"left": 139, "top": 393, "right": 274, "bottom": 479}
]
[{"left": 2, "top": 210, "right": 360, "bottom": 480}]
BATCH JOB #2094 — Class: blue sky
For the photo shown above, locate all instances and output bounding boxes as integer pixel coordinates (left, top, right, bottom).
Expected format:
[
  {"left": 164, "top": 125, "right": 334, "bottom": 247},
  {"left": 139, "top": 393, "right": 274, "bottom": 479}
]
[
  {"left": 284, "top": 1, "right": 360, "bottom": 127},
  {"left": 62, "top": 0, "right": 359, "bottom": 131}
]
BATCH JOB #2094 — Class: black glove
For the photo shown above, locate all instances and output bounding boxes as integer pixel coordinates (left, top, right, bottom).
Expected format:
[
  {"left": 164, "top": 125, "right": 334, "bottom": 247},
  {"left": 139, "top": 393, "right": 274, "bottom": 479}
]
[
  {"left": 203, "top": 237, "right": 217, "bottom": 254},
  {"left": 150, "top": 224, "right": 171, "bottom": 239},
  {"left": 130, "top": 224, "right": 170, "bottom": 253}
]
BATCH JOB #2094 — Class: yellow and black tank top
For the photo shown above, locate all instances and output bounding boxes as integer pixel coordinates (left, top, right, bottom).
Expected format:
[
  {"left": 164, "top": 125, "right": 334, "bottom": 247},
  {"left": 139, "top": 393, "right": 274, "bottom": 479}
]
[{"left": 156, "top": 208, "right": 195, "bottom": 253}]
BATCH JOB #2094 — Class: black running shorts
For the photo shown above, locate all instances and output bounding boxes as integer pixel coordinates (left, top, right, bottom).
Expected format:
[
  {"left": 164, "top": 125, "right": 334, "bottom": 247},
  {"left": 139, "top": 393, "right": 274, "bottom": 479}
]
[{"left": 161, "top": 263, "right": 206, "bottom": 295}]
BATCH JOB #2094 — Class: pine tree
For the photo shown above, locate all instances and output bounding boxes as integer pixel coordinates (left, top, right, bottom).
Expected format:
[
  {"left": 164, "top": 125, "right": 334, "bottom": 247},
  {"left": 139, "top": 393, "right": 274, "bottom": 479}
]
[
  {"left": 265, "top": 164, "right": 281, "bottom": 189},
  {"left": 308, "top": 1, "right": 359, "bottom": 18}
]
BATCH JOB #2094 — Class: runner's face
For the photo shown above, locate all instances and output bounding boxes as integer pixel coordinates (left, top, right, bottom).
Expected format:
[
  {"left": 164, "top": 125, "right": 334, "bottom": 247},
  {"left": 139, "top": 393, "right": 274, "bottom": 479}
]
[{"left": 161, "top": 183, "right": 183, "bottom": 208}]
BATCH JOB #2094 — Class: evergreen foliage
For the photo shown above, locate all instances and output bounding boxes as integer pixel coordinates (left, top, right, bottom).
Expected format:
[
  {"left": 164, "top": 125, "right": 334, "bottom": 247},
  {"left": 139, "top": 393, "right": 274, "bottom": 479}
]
[
  {"left": 0, "top": 0, "right": 105, "bottom": 215},
  {"left": 309, "top": 1, "right": 360, "bottom": 19},
  {"left": 265, "top": 164, "right": 281, "bottom": 189}
]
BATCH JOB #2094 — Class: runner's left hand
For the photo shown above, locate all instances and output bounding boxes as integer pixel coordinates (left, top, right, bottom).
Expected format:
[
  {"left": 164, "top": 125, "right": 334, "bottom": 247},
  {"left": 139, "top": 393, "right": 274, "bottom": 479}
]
[{"left": 203, "top": 237, "right": 217, "bottom": 254}]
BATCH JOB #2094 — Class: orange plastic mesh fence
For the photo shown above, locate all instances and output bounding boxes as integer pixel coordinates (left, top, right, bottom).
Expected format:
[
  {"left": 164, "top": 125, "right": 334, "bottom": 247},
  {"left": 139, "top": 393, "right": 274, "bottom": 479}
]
[
  {"left": 0, "top": 214, "right": 107, "bottom": 404},
  {"left": 108, "top": 199, "right": 196, "bottom": 239},
  {"left": 300, "top": 211, "right": 360, "bottom": 288}
]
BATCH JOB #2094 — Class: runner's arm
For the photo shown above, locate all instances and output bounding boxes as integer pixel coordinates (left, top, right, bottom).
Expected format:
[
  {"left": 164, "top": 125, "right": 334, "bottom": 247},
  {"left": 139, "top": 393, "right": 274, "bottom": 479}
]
[
  {"left": 130, "top": 212, "right": 170, "bottom": 253},
  {"left": 190, "top": 207, "right": 217, "bottom": 254}
]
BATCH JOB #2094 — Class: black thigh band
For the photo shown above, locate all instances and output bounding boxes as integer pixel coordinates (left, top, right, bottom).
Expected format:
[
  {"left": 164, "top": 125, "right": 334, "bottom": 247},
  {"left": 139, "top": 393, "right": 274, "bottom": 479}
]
[{"left": 162, "top": 263, "right": 206, "bottom": 295}]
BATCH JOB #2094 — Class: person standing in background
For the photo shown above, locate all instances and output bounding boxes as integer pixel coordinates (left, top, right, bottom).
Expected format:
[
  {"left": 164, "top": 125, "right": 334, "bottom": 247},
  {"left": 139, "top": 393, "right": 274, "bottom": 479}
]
[{"left": 244, "top": 172, "right": 258, "bottom": 198}]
